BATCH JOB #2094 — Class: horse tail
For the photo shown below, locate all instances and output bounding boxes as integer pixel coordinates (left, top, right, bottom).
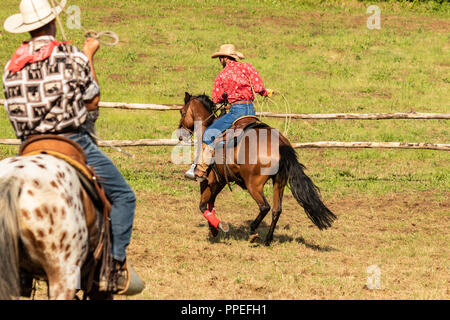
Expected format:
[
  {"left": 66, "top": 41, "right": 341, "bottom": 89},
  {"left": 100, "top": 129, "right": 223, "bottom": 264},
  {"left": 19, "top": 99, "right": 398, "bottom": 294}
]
[
  {"left": 0, "top": 177, "right": 21, "bottom": 299},
  {"left": 277, "top": 144, "right": 337, "bottom": 230}
]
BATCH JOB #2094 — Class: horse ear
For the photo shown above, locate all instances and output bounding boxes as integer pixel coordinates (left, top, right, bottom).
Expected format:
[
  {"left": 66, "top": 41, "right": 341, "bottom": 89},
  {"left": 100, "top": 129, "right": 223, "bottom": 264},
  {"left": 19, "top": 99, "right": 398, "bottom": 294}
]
[{"left": 184, "top": 92, "right": 191, "bottom": 104}]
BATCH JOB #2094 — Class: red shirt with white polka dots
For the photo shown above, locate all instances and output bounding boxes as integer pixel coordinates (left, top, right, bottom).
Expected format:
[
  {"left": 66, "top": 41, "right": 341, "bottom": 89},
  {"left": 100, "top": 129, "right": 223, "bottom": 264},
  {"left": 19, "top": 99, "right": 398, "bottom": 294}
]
[{"left": 212, "top": 60, "right": 268, "bottom": 104}]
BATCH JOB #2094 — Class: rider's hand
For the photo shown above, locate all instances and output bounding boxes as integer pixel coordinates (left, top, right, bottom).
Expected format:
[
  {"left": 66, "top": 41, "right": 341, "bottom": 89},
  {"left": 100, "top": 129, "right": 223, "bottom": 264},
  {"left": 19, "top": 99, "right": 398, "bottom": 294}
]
[
  {"left": 266, "top": 88, "right": 274, "bottom": 98},
  {"left": 83, "top": 37, "right": 100, "bottom": 59}
]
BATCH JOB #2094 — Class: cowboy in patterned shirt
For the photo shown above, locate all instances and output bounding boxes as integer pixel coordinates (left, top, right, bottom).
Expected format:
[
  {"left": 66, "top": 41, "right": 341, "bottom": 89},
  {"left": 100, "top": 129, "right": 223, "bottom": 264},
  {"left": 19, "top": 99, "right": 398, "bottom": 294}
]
[
  {"left": 186, "top": 44, "right": 273, "bottom": 181},
  {"left": 2, "top": 0, "right": 143, "bottom": 294}
]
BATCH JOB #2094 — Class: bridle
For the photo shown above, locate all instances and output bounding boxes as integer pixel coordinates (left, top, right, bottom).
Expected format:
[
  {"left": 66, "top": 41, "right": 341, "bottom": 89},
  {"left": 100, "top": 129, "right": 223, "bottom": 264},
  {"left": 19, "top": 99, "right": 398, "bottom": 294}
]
[
  {"left": 179, "top": 98, "right": 226, "bottom": 137},
  {"left": 179, "top": 105, "right": 194, "bottom": 136}
]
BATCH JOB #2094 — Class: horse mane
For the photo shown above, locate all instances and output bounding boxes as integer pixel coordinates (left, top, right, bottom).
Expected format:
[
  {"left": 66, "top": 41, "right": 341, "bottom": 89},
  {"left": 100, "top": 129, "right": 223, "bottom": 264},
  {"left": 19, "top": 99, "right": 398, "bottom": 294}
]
[{"left": 192, "top": 94, "right": 216, "bottom": 116}]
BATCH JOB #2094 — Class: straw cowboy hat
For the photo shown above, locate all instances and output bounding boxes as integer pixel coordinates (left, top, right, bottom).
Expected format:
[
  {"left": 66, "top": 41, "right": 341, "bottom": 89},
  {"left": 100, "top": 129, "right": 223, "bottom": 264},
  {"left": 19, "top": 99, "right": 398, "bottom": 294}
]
[
  {"left": 4, "top": 0, "right": 66, "bottom": 34},
  {"left": 211, "top": 44, "right": 244, "bottom": 60}
]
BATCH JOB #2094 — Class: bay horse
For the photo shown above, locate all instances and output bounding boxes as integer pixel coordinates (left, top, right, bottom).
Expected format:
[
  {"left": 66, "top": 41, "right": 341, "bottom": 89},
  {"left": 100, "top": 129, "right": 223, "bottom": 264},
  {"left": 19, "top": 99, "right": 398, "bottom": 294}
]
[
  {"left": 0, "top": 150, "right": 111, "bottom": 300},
  {"left": 177, "top": 92, "right": 337, "bottom": 245}
]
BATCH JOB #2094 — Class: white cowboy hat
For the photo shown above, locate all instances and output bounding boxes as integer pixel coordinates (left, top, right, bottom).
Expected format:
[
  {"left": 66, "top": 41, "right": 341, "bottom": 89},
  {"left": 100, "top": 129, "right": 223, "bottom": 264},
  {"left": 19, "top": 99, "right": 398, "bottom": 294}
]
[
  {"left": 211, "top": 44, "right": 245, "bottom": 60},
  {"left": 4, "top": 0, "right": 66, "bottom": 34}
]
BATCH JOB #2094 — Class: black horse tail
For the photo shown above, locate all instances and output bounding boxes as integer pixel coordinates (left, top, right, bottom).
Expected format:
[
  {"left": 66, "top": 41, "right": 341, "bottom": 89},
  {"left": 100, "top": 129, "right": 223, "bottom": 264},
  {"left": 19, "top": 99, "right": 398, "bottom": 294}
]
[{"left": 276, "top": 144, "right": 337, "bottom": 230}]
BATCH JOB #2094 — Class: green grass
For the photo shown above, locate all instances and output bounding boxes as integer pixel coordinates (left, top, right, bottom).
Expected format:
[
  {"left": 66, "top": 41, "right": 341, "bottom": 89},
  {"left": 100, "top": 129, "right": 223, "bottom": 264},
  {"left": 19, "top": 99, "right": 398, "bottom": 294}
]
[{"left": 0, "top": 0, "right": 448, "bottom": 202}]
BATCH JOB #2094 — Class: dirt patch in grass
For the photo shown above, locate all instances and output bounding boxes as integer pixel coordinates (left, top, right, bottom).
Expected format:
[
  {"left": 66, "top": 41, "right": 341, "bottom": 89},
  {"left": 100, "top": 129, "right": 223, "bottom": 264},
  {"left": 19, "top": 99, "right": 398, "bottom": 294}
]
[
  {"left": 383, "top": 15, "right": 450, "bottom": 34},
  {"left": 252, "top": 11, "right": 449, "bottom": 35},
  {"left": 137, "top": 53, "right": 151, "bottom": 60},
  {"left": 171, "top": 66, "right": 187, "bottom": 72},
  {"left": 130, "top": 75, "right": 151, "bottom": 86},
  {"left": 287, "top": 44, "right": 309, "bottom": 51},
  {"left": 303, "top": 70, "right": 331, "bottom": 79},
  {"left": 100, "top": 13, "right": 148, "bottom": 24},
  {"left": 109, "top": 73, "right": 125, "bottom": 81},
  {"left": 357, "top": 89, "right": 392, "bottom": 99}
]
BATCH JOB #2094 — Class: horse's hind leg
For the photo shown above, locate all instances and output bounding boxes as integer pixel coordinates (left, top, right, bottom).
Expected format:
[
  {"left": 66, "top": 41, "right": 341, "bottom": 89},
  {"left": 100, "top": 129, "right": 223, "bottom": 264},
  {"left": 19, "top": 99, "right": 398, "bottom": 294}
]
[
  {"left": 46, "top": 263, "right": 80, "bottom": 299},
  {"left": 19, "top": 228, "right": 82, "bottom": 300},
  {"left": 264, "top": 178, "right": 286, "bottom": 246},
  {"left": 246, "top": 177, "right": 271, "bottom": 243}
]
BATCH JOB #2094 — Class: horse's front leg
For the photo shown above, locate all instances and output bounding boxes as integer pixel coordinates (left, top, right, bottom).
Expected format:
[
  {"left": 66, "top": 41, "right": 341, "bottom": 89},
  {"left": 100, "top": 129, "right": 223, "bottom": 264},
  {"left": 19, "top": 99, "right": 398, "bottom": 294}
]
[{"left": 199, "top": 177, "right": 227, "bottom": 237}]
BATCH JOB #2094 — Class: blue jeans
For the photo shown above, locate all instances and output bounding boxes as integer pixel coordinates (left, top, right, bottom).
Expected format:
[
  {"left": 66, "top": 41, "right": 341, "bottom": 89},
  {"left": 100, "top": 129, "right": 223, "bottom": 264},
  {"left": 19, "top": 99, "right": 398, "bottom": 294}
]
[
  {"left": 203, "top": 103, "right": 256, "bottom": 146},
  {"left": 66, "top": 131, "right": 136, "bottom": 262}
]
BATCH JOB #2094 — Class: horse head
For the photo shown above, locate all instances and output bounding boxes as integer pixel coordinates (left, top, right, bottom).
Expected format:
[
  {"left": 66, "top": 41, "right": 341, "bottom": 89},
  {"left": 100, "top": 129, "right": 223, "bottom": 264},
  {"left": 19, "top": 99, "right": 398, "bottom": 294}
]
[{"left": 177, "top": 92, "right": 217, "bottom": 142}]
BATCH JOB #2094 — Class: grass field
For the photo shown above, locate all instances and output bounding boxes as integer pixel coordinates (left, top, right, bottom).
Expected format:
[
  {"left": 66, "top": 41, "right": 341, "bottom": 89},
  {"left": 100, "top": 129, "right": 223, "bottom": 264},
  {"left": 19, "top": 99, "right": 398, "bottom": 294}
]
[{"left": 0, "top": 0, "right": 449, "bottom": 300}]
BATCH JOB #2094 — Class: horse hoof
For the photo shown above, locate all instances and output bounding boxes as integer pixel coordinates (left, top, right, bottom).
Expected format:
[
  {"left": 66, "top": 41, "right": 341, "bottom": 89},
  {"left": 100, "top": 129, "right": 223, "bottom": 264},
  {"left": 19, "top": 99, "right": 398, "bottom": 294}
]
[
  {"left": 249, "top": 233, "right": 259, "bottom": 243},
  {"left": 218, "top": 221, "right": 229, "bottom": 233},
  {"left": 209, "top": 229, "right": 219, "bottom": 238}
]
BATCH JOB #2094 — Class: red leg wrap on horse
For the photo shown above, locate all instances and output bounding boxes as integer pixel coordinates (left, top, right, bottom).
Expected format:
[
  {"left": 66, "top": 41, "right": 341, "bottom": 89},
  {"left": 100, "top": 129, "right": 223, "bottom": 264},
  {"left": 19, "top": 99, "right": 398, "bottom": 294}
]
[{"left": 203, "top": 209, "right": 220, "bottom": 229}]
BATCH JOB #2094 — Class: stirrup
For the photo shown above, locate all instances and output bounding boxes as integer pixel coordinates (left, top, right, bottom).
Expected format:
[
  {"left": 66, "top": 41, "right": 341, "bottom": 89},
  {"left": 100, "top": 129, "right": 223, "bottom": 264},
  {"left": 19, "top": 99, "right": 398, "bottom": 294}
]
[
  {"left": 184, "top": 164, "right": 197, "bottom": 180},
  {"left": 184, "top": 164, "right": 208, "bottom": 182},
  {"left": 115, "top": 260, "right": 145, "bottom": 296}
]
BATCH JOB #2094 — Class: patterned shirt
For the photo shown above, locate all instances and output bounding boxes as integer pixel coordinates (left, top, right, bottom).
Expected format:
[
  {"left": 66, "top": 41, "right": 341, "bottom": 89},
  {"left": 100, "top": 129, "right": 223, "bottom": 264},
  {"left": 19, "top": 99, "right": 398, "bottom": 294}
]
[
  {"left": 212, "top": 60, "right": 267, "bottom": 104},
  {"left": 2, "top": 36, "right": 100, "bottom": 139}
]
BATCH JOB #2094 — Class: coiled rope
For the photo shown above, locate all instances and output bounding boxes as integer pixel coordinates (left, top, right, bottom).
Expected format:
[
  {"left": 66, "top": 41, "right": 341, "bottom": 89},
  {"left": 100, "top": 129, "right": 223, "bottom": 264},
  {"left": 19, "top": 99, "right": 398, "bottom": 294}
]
[
  {"left": 47, "top": 0, "right": 133, "bottom": 157},
  {"left": 49, "top": 0, "right": 119, "bottom": 46}
]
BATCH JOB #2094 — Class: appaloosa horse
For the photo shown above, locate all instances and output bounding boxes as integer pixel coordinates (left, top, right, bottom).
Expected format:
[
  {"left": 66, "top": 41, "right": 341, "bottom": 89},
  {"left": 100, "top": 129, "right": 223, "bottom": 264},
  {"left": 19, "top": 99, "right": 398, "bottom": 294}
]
[
  {"left": 178, "top": 93, "right": 337, "bottom": 245},
  {"left": 0, "top": 152, "right": 110, "bottom": 300}
]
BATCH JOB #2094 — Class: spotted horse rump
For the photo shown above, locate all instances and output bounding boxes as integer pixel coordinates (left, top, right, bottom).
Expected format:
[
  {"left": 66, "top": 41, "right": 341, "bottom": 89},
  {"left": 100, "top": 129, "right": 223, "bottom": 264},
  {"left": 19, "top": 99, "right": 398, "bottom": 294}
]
[{"left": 0, "top": 153, "right": 103, "bottom": 300}]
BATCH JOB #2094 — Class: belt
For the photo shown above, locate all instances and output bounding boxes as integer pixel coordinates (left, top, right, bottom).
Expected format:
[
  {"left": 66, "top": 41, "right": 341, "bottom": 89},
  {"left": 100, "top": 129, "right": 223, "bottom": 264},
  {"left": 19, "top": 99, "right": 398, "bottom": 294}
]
[
  {"left": 59, "top": 128, "right": 83, "bottom": 136},
  {"left": 231, "top": 100, "right": 253, "bottom": 105},
  {"left": 61, "top": 131, "right": 81, "bottom": 136},
  {"left": 24, "top": 128, "right": 83, "bottom": 141}
]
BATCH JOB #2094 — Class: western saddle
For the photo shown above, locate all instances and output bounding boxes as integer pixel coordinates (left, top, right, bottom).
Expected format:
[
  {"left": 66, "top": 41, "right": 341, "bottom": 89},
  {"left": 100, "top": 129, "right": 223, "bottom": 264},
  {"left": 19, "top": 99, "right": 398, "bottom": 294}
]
[{"left": 213, "top": 115, "right": 269, "bottom": 148}]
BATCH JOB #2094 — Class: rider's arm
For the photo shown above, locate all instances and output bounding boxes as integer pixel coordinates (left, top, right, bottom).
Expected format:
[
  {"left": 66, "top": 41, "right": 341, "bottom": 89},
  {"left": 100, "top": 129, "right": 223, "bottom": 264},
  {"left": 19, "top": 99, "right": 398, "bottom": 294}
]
[
  {"left": 247, "top": 64, "right": 268, "bottom": 97},
  {"left": 84, "top": 95, "right": 100, "bottom": 112},
  {"left": 82, "top": 38, "right": 101, "bottom": 111}
]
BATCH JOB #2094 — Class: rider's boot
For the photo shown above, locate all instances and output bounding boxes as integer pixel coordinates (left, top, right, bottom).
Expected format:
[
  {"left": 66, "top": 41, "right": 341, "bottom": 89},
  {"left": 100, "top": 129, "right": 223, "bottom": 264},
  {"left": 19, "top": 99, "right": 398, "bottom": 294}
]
[{"left": 184, "top": 143, "right": 214, "bottom": 182}]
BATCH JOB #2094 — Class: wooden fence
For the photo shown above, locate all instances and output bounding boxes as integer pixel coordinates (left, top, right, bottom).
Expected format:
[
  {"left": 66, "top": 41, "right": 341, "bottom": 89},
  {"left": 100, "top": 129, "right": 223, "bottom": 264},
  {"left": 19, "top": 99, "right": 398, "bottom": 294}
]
[
  {"left": 93, "top": 101, "right": 450, "bottom": 120},
  {"left": 1, "top": 99, "right": 449, "bottom": 119},
  {"left": 0, "top": 139, "right": 448, "bottom": 151},
  {"left": 0, "top": 100, "right": 448, "bottom": 151}
]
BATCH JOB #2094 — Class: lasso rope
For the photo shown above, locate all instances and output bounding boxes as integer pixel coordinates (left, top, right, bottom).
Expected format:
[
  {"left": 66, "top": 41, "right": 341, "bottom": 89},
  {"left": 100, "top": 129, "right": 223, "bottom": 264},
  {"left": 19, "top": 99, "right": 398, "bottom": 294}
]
[
  {"left": 47, "top": 0, "right": 132, "bottom": 157},
  {"left": 243, "top": 71, "right": 293, "bottom": 136},
  {"left": 83, "top": 30, "right": 119, "bottom": 47},
  {"left": 49, "top": 0, "right": 119, "bottom": 46},
  {"left": 252, "top": 88, "right": 293, "bottom": 136}
]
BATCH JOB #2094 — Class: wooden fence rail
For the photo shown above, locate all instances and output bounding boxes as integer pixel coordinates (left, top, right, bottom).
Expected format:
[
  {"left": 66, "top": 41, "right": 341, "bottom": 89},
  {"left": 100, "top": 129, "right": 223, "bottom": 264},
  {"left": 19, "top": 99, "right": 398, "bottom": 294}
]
[
  {"left": 257, "top": 111, "right": 450, "bottom": 120},
  {"left": 0, "top": 100, "right": 448, "bottom": 151},
  {"left": 1, "top": 99, "right": 449, "bottom": 120},
  {"left": 0, "top": 138, "right": 448, "bottom": 151}
]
